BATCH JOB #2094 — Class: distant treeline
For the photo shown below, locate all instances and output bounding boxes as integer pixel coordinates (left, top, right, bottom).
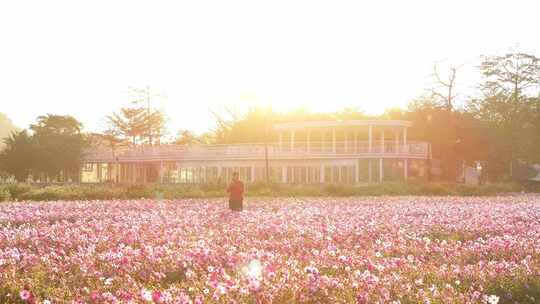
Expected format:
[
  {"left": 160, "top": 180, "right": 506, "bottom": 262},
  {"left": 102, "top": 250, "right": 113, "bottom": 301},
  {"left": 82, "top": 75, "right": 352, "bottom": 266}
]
[{"left": 1, "top": 52, "right": 540, "bottom": 183}]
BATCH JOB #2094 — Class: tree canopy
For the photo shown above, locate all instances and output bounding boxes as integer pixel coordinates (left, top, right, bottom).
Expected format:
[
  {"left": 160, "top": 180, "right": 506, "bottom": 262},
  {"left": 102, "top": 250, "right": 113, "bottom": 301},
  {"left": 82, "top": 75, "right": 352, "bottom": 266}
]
[
  {"left": 0, "top": 114, "right": 87, "bottom": 182},
  {"left": 2, "top": 51, "right": 540, "bottom": 184},
  {"left": 107, "top": 87, "right": 167, "bottom": 145},
  {"left": 468, "top": 53, "right": 540, "bottom": 178},
  {"left": 0, "top": 112, "right": 20, "bottom": 150}
]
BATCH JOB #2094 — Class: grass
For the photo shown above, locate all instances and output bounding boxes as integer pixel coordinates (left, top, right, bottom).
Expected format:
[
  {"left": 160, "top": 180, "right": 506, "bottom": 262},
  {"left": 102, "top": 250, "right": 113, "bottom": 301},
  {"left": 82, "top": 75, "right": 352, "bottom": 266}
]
[{"left": 0, "top": 181, "right": 535, "bottom": 202}]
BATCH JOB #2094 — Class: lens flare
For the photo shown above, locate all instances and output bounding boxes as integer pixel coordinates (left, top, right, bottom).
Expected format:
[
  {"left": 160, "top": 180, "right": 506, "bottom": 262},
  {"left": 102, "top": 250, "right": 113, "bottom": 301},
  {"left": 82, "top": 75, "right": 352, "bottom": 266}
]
[{"left": 245, "top": 259, "right": 262, "bottom": 280}]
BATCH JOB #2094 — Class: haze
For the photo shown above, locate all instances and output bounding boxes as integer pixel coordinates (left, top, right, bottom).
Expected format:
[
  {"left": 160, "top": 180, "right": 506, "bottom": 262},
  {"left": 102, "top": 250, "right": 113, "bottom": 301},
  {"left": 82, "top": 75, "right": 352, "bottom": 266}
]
[{"left": 1, "top": 0, "right": 539, "bottom": 134}]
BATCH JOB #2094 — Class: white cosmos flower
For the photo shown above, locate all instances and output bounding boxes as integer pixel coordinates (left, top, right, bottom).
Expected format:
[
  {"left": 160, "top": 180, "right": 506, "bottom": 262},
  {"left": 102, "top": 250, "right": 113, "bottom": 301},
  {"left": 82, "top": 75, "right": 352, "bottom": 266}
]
[{"left": 487, "top": 295, "right": 499, "bottom": 304}]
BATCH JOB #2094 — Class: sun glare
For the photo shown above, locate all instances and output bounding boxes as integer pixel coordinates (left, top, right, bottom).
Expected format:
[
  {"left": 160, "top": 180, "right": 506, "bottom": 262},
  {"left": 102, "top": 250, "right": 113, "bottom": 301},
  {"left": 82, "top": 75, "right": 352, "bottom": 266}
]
[{"left": 244, "top": 259, "right": 263, "bottom": 280}]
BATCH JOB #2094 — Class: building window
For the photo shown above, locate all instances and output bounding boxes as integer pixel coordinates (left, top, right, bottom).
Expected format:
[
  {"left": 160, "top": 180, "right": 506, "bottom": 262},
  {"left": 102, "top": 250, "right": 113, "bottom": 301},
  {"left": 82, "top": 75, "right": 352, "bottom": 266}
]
[{"left": 82, "top": 163, "right": 94, "bottom": 172}]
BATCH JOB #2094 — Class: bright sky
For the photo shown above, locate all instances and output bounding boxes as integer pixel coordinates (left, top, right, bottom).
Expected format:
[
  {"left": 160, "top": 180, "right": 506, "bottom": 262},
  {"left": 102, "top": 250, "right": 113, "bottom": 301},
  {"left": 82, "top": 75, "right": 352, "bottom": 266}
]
[{"left": 1, "top": 0, "right": 539, "bottom": 135}]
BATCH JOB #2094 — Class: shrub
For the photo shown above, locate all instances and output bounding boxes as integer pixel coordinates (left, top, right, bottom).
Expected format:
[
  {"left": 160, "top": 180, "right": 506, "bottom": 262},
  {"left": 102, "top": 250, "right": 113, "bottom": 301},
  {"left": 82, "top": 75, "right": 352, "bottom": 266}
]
[
  {"left": 125, "top": 184, "right": 153, "bottom": 199},
  {"left": 0, "top": 187, "right": 11, "bottom": 202},
  {"left": 0, "top": 181, "right": 536, "bottom": 202},
  {"left": 19, "top": 185, "right": 74, "bottom": 201},
  {"left": 324, "top": 184, "right": 357, "bottom": 196},
  {"left": 5, "top": 183, "right": 32, "bottom": 199},
  {"left": 200, "top": 182, "right": 226, "bottom": 192},
  {"left": 376, "top": 182, "right": 416, "bottom": 195},
  {"left": 417, "top": 183, "right": 453, "bottom": 196}
]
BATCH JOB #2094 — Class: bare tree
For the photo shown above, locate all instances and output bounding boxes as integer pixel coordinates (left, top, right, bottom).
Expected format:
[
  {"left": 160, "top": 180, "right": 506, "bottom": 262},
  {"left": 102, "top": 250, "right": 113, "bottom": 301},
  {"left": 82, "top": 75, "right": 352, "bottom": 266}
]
[
  {"left": 431, "top": 64, "right": 461, "bottom": 111},
  {"left": 430, "top": 63, "right": 462, "bottom": 182}
]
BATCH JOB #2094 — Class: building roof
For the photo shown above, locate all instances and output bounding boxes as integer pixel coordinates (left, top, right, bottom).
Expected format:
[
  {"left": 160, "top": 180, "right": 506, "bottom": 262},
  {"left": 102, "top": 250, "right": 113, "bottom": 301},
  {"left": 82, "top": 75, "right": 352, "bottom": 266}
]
[{"left": 273, "top": 120, "right": 412, "bottom": 130}]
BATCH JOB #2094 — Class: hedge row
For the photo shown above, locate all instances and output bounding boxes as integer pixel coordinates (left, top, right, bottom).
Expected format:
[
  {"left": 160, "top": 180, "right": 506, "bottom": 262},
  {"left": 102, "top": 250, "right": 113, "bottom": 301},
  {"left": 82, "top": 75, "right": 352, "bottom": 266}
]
[{"left": 0, "top": 181, "right": 536, "bottom": 202}]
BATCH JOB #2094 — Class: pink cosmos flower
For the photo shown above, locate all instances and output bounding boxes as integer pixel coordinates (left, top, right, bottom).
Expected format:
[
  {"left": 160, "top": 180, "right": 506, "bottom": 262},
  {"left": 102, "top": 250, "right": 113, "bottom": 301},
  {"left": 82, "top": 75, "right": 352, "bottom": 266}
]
[
  {"left": 194, "top": 295, "right": 204, "bottom": 304},
  {"left": 178, "top": 292, "right": 191, "bottom": 304},
  {"left": 356, "top": 294, "right": 367, "bottom": 304},
  {"left": 140, "top": 288, "right": 153, "bottom": 302},
  {"left": 2, "top": 197, "right": 540, "bottom": 303},
  {"left": 248, "top": 278, "right": 261, "bottom": 292},
  {"left": 152, "top": 291, "right": 163, "bottom": 303},
  {"left": 90, "top": 291, "right": 100, "bottom": 302},
  {"left": 19, "top": 290, "right": 32, "bottom": 301}
]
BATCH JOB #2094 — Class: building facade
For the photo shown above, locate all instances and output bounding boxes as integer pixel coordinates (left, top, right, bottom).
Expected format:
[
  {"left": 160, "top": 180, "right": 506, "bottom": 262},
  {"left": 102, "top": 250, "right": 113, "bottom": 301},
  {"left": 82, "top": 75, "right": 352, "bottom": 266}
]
[{"left": 81, "top": 120, "right": 431, "bottom": 184}]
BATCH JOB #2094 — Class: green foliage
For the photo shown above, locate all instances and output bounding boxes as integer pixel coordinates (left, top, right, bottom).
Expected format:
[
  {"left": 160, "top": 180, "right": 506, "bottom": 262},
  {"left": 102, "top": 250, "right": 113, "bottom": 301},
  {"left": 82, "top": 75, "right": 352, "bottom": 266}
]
[
  {"left": 31, "top": 114, "right": 87, "bottom": 181},
  {"left": 0, "top": 188, "right": 10, "bottom": 202},
  {"left": 484, "top": 277, "right": 540, "bottom": 304},
  {"left": 108, "top": 107, "right": 147, "bottom": 145},
  {"left": 174, "top": 129, "right": 203, "bottom": 145},
  {"left": 0, "top": 182, "right": 531, "bottom": 202},
  {"left": 323, "top": 184, "right": 357, "bottom": 196},
  {"left": 0, "top": 130, "right": 38, "bottom": 181},
  {"left": 468, "top": 52, "right": 540, "bottom": 180},
  {"left": 203, "top": 51, "right": 540, "bottom": 183},
  {"left": 0, "top": 115, "right": 88, "bottom": 183},
  {"left": 4, "top": 183, "right": 32, "bottom": 199},
  {"left": 108, "top": 87, "right": 167, "bottom": 145},
  {"left": 211, "top": 106, "right": 369, "bottom": 144},
  {"left": 0, "top": 112, "right": 20, "bottom": 150}
]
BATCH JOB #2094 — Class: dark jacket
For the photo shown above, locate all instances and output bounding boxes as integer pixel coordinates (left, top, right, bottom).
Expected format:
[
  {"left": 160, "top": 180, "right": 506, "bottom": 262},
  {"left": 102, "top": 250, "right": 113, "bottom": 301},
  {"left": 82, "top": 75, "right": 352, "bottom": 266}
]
[{"left": 227, "top": 180, "right": 244, "bottom": 201}]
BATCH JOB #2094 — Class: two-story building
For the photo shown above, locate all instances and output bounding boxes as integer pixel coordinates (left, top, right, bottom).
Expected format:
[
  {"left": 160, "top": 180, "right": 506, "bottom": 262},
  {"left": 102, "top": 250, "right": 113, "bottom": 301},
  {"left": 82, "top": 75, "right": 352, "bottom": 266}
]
[{"left": 81, "top": 120, "right": 431, "bottom": 184}]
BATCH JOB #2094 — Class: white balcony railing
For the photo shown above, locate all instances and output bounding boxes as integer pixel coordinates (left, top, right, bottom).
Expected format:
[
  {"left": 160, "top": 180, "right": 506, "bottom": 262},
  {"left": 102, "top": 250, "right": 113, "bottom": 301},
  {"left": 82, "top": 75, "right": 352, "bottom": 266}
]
[{"left": 84, "top": 141, "right": 430, "bottom": 162}]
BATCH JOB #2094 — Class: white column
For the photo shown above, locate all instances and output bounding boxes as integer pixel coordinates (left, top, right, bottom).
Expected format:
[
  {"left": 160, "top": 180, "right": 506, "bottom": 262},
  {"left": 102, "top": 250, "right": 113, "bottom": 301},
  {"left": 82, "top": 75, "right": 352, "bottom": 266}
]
[
  {"left": 395, "top": 129, "right": 399, "bottom": 154},
  {"left": 160, "top": 161, "right": 164, "bottom": 184},
  {"left": 381, "top": 129, "right": 385, "bottom": 154},
  {"left": 368, "top": 125, "right": 373, "bottom": 153},
  {"left": 251, "top": 166, "right": 256, "bottom": 183},
  {"left": 143, "top": 164, "right": 147, "bottom": 183},
  {"left": 354, "top": 130, "right": 358, "bottom": 153},
  {"left": 307, "top": 129, "right": 311, "bottom": 152},
  {"left": 320, "top": 164, "right": 325, "bottom": 183},
  {"left": 368, "top": 160, "right": 372, "bottom": 183},
  {"left": 202, "top": 166, "right": 207, "bottom": 184},
  {"left": 332, "top": 128, "right": 336, "bottom": 153},
  {"left": 97, "top": 163, "right": 102, "bottom": 183},
  {"left": 176, "top": 163, "right": 181, "bottom": 184},
  {"left": 217, "top": 166, "right": 222, "bottom": 181},
  {"left": 403, "top": 127, "right": 407, "bottom": 145},
  {"left": 282, "top": 166, "right": 287, "bottom": 183},
  {"left": 344, "top": 130, "right": 348, "bottom": 153},
  {"left": 290, "top": 130, "right": 295, "bottom": 152},
  {"left": 115, "top": 162, "right": 120, "bottom": 183},
  {"left": 321, "top": 131, "right": 325, "bottom": 152},
  {"left": 404, "top": 159, "right": 408, "bottom": 180},
  {"left": 355, "top": 160, "right": 359, "bottom": 183},
  {"left": 403, "top": 127, "right": 408, "bottom": 154},
  {"left": 379, "top": 158, "right": 384, "bottom": 183},
  {"left": 79, "top": 165, "right": 84, "bottom": 183},
  {"left": 279, "top": 132, "right": 283, "bottom": 152}
]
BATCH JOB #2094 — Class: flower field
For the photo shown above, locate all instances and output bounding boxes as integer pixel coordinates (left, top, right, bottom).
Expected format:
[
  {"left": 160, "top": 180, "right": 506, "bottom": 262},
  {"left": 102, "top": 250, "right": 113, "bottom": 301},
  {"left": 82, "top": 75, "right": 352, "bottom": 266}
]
[{"left": 1, "top": 196, "right": 540, "bottom": 304}]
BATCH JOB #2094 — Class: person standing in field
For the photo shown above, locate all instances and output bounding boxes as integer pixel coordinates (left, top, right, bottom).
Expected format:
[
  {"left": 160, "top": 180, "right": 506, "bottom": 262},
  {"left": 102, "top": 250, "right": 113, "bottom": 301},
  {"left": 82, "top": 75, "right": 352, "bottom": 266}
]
[{"left": 227, "top": 172, "right": 244, "bottom": 211}]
